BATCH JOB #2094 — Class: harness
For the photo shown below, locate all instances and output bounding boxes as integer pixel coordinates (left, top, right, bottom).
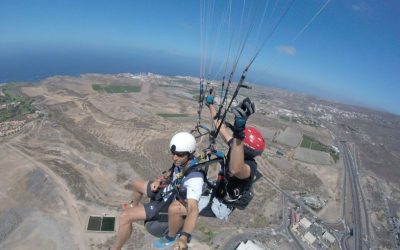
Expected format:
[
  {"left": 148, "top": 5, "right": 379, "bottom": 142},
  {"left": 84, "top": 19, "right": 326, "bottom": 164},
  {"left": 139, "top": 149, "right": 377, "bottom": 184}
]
[
  {"left": 159, "top": 153, "right": 226, "bottom": 204},
  {"left": 155, "top": 149, "right": 257, "bottom": 217},
  {"left": 168, "top": 149, "right": 258, "bottom": 211},
  {"left": 144, "top": 150, "right": 256, "bottom": 237},
  {"left": 144, "top": 153, "right": 226, "bottom": 237},
  {"left": 220, "top": 161, "right": 256, "bottom": 210},
  {"left": 206, "top": 151, "right": 259, "bottom": 211}
]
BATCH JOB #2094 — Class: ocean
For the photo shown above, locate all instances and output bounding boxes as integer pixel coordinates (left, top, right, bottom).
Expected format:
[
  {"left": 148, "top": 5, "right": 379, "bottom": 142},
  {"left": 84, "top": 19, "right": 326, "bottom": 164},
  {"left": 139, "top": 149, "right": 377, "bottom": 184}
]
[
  {"left": 0, "top": 49, "right": 198, "bottom": 83},
  {"left": 2, "top": 48, "right": 397, "bottom": 115}
]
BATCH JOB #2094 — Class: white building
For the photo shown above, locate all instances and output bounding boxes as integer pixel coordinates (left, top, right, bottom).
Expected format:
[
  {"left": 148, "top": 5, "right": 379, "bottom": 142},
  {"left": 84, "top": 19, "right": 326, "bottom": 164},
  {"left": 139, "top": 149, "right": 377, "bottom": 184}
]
[
  {"left": 299, "top": 217, "right": 312, "bottom": 229},
  {"left": 322, "top": 231, "right": 336, "bottom": 244},
  {"left": 236, "top": 240, "right": 265, "bottom": 250},
  {"left": 303, "top": 231, "right": 316, "bottom": 245}
]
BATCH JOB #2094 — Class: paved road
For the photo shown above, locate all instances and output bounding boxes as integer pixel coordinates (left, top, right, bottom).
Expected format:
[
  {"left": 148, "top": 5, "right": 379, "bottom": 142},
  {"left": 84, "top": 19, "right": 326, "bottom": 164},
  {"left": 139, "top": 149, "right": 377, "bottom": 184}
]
[
  {"left": 340, "top": 141, "right": 363, "bottom": 250},
  {"left": 351, "top": 144, "right": 372, "bottom": 249}
]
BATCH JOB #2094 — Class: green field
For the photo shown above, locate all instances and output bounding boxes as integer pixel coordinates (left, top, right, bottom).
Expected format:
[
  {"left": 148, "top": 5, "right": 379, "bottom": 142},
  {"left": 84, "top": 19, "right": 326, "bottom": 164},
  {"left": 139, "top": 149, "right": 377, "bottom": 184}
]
[
  {"left": 300, "top": 135, "right": 339, "bottom": 162},
  {"left": 301, "top": 135, "right": 326, "bottom": 151},
  {"left": 0, "top": 85, "right": 37, "bottom": 122},
  {"left": 279, "top": 115, "right": 290, "bottom": 122},
  {"left": 92, "top": 84, "right": 141, "bottom": 93},
  {"left": 157, "top": 113, "right": 189, "bottom": 118}
]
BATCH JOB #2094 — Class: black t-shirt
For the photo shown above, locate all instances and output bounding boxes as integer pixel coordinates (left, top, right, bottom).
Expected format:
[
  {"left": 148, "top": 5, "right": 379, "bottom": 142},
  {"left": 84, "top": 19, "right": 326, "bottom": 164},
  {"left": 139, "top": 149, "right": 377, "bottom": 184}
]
[{"left": 224, "top": 159, "right": 257, "bottom": 201}]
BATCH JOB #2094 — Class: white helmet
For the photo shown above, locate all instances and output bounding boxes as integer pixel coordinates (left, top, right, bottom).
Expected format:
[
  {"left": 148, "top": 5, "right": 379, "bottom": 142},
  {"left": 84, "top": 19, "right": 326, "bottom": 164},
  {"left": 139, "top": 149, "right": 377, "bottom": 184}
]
[{"left": 170, "top": 132, "right": 196, "bottom": 154}]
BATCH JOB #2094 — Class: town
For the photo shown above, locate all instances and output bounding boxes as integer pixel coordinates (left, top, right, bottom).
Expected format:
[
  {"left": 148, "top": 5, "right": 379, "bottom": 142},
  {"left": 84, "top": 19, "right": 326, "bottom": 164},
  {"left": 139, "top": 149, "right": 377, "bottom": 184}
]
[{"left": 0, "top": 85, "right": 40, "bottom": 136}]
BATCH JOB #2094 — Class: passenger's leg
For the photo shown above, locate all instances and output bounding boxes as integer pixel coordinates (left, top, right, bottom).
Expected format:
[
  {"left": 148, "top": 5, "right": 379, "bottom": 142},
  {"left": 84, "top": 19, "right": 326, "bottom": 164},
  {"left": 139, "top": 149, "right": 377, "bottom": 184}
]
[
  {"left": 167, "top": 200, "right": 187, "bottom": 238},
  {"left": 131, "top": 179, "right": 149, "bottom": 207},
  {"left": 111, "top": 204, "right": 147, "bottom": 250}
]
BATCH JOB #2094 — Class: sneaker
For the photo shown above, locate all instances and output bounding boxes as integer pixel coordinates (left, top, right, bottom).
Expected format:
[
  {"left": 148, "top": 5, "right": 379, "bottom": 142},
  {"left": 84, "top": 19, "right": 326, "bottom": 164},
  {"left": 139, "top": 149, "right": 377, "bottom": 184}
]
[{"left": 152, "top": 235, "right": 178, "bottom": 249}]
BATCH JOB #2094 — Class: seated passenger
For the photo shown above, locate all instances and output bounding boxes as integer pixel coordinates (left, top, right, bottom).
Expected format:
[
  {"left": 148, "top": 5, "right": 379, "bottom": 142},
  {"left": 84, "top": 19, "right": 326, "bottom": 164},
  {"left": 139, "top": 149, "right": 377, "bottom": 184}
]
[{"left": 111, "top": 132, "right": 204, "bottom": 250}]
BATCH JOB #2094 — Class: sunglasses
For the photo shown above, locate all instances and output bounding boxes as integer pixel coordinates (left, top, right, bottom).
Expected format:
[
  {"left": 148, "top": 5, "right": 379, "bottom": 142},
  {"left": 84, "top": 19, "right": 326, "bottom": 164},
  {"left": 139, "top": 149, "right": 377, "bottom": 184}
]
[{"left": 170, "top": 150, "right": 188, "bottom": 157}]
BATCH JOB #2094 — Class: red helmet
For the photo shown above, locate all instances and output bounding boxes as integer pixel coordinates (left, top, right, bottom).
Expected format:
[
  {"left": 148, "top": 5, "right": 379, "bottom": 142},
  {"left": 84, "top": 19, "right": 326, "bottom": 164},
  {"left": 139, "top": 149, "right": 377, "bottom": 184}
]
[{"left": 243, "top": 126, "right": 266, "bottom": 157}]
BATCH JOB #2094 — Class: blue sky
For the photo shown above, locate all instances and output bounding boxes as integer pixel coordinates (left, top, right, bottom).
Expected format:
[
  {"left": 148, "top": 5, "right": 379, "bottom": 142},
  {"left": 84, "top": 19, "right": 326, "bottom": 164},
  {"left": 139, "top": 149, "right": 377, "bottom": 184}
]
[{"left": 0, "top": 0, "right": 399, "bottom": 115}]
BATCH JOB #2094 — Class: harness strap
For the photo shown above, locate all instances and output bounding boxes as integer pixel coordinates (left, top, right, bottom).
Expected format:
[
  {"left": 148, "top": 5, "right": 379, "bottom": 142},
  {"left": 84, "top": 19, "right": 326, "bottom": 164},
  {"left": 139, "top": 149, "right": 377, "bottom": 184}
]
[
  {"left": 157, "top": 154, "right": 226, "bottom": 209},
  {"left": 174, "top": 156, "right": 226, "bottom": 205}
]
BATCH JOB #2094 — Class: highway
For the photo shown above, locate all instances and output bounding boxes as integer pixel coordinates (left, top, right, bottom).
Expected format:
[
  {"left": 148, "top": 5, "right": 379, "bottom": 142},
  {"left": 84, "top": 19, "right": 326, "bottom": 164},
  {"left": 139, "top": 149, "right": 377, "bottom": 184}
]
[
  {"left": 340, "top": 141, "right": 364, "bottom": 250},
  {"left": 351, "top": 144, "right": 372, "bottom": 249}
]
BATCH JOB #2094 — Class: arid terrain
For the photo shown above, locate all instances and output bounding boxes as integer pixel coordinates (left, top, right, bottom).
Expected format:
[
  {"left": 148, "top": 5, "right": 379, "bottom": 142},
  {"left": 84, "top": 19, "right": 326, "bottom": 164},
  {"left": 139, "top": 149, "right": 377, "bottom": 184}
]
[{"left": 0, "top": 73, "right": 399, "bottom": 250}]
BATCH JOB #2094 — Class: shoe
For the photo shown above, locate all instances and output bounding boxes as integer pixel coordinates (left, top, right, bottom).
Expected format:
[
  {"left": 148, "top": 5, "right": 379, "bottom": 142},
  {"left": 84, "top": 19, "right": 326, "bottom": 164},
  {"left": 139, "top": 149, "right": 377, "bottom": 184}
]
[{"left": 152, "top": 235, "right": 178, "bottom": 249}]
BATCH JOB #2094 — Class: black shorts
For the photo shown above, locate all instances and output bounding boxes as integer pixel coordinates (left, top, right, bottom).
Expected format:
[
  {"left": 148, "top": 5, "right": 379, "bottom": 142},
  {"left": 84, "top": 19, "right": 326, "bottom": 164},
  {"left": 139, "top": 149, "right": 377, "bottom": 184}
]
[{"left": 144, "top": 182, "right": 172, "bottom": 221}]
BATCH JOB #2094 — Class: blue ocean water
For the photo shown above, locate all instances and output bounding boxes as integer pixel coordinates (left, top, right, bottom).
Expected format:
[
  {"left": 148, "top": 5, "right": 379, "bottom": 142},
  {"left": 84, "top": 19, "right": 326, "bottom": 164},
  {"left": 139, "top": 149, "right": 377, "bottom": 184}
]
[
  {"left": 0, "top": 48, "right": 198, "bottom": 83},
  {"left": 2, "top": 47, "right": 397, "bottom": 115}
]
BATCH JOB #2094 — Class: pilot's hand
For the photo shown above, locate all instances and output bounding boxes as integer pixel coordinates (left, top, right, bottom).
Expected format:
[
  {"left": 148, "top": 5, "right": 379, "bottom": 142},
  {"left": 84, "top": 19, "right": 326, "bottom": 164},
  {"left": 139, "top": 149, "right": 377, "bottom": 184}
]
[
  {"left": 205, "top": 95, "right": 214, "bottom": 106},
  {"left": 231, "top": 97, "right": 255, "bottom": 140}
]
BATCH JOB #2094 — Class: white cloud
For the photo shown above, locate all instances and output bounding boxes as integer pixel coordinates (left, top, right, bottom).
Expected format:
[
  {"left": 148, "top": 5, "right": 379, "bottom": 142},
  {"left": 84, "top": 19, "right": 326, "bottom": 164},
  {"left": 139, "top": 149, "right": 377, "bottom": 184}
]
[
  {"left": 178, "top": 22, "right": 193, "bottom": 31},
  {"left": 276, "top": 45, "right": 296, "bottom": 56},
  {"left": 352, "top": 2, "right": 373, "bottom": 16},
  {"left": 352, "top": 3, "right": 367, "bottom": 12}
]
